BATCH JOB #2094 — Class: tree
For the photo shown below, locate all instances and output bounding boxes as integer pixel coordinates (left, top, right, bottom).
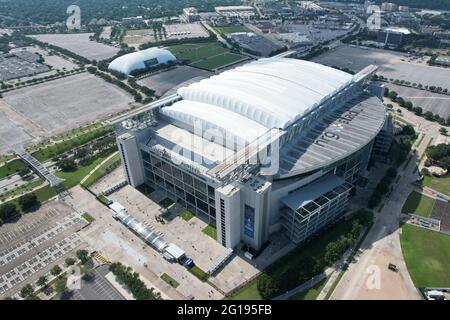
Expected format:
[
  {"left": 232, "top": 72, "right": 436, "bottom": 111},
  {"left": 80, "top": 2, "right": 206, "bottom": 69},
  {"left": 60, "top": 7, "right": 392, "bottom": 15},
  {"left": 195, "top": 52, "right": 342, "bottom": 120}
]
[
  {"left": 413, "top": 106, "right": 422, "bottom": 115},
  {"left": 20, "top": 284, "right": 33, "bottom": 298},
  {"left": 401, "top": 124, "right": 416, "bottom": 136},
  {"left": 439, "top": 127, "right": 448, "bottom": 136},
  {"left": 18, "top": 167, "right": 31, "bottom": 177},
  {"left": 57, "top": 158, "right": 77, "bottom": 172},
  {"left": 368, "top": 192, "right": 382, "bottom": 209},
  {"left": 388, "top": 91, "right": 398, "bottom": 100},
  {"left": 257, "top": 273, "right": 278, "bottom": 299},
  {"left": 424, "top": 111, "right": 434, "bottom": 121},
  {"left": 18, "top": 192, "right": 39, "bottom": 211},
  {"left": 404, "top": 101, "right": 413, "bottom": 110},
  {"left": 65, "top": 257, "right": 76, "bottom": 267},
  {"left": 76, "top": 249, "right": 89, "bottom": 264},
  {"left": 386, "top": 167, "right": 397, "bottom": 179},
  {"left": 53, "top": 277, "right": 68, "bottom": 294},
  {"left": 376, "top": 181, "right": 389, "bottom": 195},
  {"left": 50, "top": 265, "right": 62, "bottom": 276},
  {"left": 36, "top": 276, "right": 48, "bottom": 288},
  {"left": 0, "top": 203, "right": 18, "bottom": 222}
]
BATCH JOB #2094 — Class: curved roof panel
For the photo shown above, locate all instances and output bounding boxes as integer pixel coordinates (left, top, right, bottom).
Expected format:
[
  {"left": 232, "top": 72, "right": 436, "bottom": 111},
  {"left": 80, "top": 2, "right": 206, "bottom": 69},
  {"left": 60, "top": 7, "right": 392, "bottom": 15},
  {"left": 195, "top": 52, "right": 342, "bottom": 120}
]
[
  {"left": 108, "top": 48, "right": 176, "bottom": 75},
  {"left": 174, "top": 57, "right": 353, "bottom": 130},
  {"left": 160, "top": 100, "right": 269, "bottom": 146}
]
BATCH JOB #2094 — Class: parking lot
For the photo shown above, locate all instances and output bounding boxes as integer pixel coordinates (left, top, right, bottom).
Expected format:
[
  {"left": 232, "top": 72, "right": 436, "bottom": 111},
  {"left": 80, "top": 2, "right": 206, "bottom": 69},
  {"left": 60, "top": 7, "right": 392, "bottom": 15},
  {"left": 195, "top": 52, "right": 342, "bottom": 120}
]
[
  {"left": 0, "top": 51, "right": 49, "bottom": 81},
  {"left": 0, "top": 72, "right": 133, "bottom": 153},
  {"left": 0, "top": 201, "right": 88, "bottom": 297},
  {"left": 29, "top": 33, "right": 120, "bottom": 61},
  {"left": 66, "top": 265, "right": 125, "bottom": 300},
  {"left": 137, "top": 65, "right": 212, "bottom": 97},
  {"left": 313, "top": 45, "right": 450, "bottom": 88},
  {"left": 384, "top": 83, "right": 450, "bottom": 118}
]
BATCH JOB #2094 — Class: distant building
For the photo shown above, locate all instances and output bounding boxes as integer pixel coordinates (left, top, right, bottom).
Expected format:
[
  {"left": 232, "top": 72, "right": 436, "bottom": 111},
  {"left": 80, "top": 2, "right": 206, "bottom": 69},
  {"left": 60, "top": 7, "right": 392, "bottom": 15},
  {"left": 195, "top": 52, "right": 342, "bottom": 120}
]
[
  {"left": 298, "top": 1, "right": 326, "bottom": 13},
  {"left": 122, "top": 16, "right": 144, "bottom": 25},
  {"left": 377, "top": 27, "right": 410, "bottom": 46},
  {"left": 181, "top": 7, "right": 200, "bottom": 23},
  {"left": 398, "top": 6, "right": 409, "bottom": 12},
  {"left": 435, "top": 56, "right": 450, "bottom": 66},
  {"left": 381, "top": 2, "right": 398, "bottom": 12},
  {"left": 215, "top": 6, "right": 256, "bottom": 19},
  {"left": 388, "top": 12, "right": 420, "bottom": 27}
]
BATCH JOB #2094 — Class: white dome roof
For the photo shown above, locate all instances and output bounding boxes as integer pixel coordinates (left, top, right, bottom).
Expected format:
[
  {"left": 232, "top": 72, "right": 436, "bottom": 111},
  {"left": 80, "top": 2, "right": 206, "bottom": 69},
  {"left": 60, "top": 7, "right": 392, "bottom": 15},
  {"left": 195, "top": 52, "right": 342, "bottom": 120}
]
[{"left": 108, "top": 48, "right": 176, "bottom": 75}]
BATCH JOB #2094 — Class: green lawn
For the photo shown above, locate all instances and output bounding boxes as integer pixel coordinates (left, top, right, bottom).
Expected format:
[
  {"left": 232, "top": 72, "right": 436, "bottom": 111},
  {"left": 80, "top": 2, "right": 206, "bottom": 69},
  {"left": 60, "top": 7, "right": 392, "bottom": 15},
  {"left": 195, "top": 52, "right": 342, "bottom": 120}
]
[
  {"left": 180, "top": 209, "right": 195, "bottom": 221},
  {"left": 227, "top": 209, "right": 373, "bottom": 300},
  {"left": 423, "top": 175, "right": 450, "bottom": 196},
  {"left": 225, "top": 281, "right": 261, "bottom": 300},
  {"left": 82, "top": 212, "right": 95, "bottom": 223},
  {"left": 191, "top": 53, "right": 245, "bottom": 70},
  {"left": 167, "top": 42, "right": 245, "bottom": 70},
  {"left": 289, "top": 276, "right": 329, "bottom": 300},
  {"left": 34, "top": 185, "right": 57, "bottom": 202},
  {"left": 160, "top": 273, "right": 179, "bottom": 288},
  {"left": 0, "top": 178, "right": 44, "bottom": 201},
  {"left": 202, "top": 224, "right": 217, "bottom": 240},
  {"left": 81, "top": 153, "right": 120, "bottom": 188},
  {"left": 188, "top": 265, "right": 209, "bottom": 282},
  {"left": 0, "top": 159, "right": 27, "bottom": 180},
  {"left": 56, "top": 154, "right": 115, "bottom": 189},
  {"left": 400, "top": 224, "right": 450, "bottom": 288},
  {"left": 214, "top": 25, "right": 252, "bottom": 34},
  {"left": 401, "top": 191, "right": 435, "bottom": 217},
  {"left": 32, "top": 125, "right": 113, "bottom": 162}
]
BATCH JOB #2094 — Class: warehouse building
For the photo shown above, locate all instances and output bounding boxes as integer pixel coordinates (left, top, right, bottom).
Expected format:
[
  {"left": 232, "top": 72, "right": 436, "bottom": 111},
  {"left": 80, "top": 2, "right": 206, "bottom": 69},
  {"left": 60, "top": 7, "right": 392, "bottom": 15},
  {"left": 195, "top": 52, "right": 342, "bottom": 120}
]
[{"left": 110, "top": 57, "right": 387, "bottom": 251}]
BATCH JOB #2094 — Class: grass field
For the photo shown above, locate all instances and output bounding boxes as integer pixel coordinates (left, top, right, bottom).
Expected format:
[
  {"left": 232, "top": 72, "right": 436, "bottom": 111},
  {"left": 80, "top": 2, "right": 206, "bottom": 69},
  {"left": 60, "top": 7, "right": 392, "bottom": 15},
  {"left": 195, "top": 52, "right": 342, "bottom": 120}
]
[
  {"left": 0, "top": 159, "right": 27, "bottom": 180},
  {"left": 226, "top": 281, "right": 261, "bottom": 300},
  {"left": 180, "top": 209, "right": 195, "bottom": 221},
  {"left": 187, "top": 265, "right": 209, "bottom": 282},
  {"left": 202, "top": 224, "right": 217, "bottom": 240},
  {"left": 82, "top": 212, "right": 95, "bottom": 223},
  {"left": 227, "top": 210, "right": 373, "bottom": 300},
  {"left": 400, "top": 224, "right": 450, "bottom": 288},
  {"left": 401, "top": 191, "right": 436, "bottom": 217},
  {"left": 191, "top": 53, "right": 245, "bottom": 70},
  {"left": 214, "top": 26, "right": 252, "bottom": 35},
  {"left": 158, "top": 197, "right": 174, "bottom": 208},
  {"left": 167, "top": 42, "right": 245, "bottom": 70},
  {"left": 32, "top": 125, "right": 113, "bottom": 162},
  {"left": 81, "top": 152, "right": 120, "bottom": 188},
  {"left": 289, "top": 276, "right": 329, "bottom": 300},
  {"left": 160, "top": 273, "right": 180, "bottom": 288},
  {"left": 423, "top": 175, "right": 450, "bottom": 196},
  {"left": 56, "top": 155, "right": 114, "bottom": 189},
  {"left": 0, "top": 178, "right": 44, "bottom": 202}
]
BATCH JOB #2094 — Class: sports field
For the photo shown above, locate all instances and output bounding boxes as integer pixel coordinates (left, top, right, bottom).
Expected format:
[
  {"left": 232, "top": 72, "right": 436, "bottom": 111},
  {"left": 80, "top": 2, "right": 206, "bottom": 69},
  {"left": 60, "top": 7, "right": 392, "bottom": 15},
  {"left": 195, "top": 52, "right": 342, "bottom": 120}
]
[
  {"left": 401, "top": 191, "right": 435, "bottom": 217},
  {"left": 167, "top": 42, "right": 246, "bottom": 70},
  {"left": 400, "top": 224, "right": 450, "bottom": 288},
  {"left": 214, "top": 26, "right": 252, "bottom": 35}
]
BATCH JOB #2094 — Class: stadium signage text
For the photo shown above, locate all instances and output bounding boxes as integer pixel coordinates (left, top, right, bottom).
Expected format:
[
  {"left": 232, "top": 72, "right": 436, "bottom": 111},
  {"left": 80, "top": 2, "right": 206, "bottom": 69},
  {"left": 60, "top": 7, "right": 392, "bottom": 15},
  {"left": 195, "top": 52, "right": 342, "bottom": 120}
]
[{"left": 315, "top": 108, "right": 363, "bottom": 147}]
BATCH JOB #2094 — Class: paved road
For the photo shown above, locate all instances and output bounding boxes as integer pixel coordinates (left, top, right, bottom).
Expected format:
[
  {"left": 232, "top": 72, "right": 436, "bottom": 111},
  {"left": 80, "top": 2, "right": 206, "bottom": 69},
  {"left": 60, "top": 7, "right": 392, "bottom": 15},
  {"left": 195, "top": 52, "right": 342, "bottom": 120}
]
[
  {"left": 331, "top": 155, "right": 422, "bottom": 300},
  {"left": 329, "top": 105, "right": 439, "bottom": 300}
]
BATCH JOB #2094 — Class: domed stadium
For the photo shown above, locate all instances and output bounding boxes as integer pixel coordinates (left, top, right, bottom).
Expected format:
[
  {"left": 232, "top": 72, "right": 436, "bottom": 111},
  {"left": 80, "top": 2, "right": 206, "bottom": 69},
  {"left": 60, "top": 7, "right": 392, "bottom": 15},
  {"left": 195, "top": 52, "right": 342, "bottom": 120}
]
[
  {"left": 108, "top": 48, "right": 176, "bottom": 75},
  {"left": 111, "top": 57, "right": 390, "bottom": 250}
]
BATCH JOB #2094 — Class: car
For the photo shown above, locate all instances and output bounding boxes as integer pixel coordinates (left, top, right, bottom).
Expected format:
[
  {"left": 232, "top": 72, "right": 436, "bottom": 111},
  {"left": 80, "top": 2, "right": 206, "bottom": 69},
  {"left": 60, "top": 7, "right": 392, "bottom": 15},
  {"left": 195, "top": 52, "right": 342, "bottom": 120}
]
[
  {"left": 180, "top": 257, "right": 194, "bottom": 267},
  {"left": 388, "top": 263, "right": 398, "bottom": 272}
]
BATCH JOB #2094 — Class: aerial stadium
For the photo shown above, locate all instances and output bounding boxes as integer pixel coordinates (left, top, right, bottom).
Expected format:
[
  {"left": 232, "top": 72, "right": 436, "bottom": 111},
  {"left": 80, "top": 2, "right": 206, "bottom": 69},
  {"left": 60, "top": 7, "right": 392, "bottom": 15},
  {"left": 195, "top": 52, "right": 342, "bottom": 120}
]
[
  {"left": 108, "top": 47, "right": 176, "bottom": 75},
  {"left": 110, "top": 57, "right": 389, "bottom": 251}
]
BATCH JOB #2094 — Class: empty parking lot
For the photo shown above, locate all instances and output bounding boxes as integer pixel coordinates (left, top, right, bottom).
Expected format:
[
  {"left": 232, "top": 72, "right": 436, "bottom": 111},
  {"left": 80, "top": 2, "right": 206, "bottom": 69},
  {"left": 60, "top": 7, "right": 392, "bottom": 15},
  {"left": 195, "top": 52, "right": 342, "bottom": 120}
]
[
  {"left": 0, "top": 72, "right": 133, "bottom": 153},
  {"left": 137, "top": 66, "right": 212, "bottom": 97},
  {"left": 313, "top": 45, "right": 450, "bottom": 89},
  {"left": 30, "top": 33, "right": 120, "bottom": 61}
]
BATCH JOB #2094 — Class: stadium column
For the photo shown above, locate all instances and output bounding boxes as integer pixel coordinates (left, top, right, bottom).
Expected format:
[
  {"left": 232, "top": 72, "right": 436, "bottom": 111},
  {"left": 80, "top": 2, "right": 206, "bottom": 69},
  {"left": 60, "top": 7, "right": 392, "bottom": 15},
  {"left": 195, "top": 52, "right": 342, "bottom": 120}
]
[{"left": 117, "top": 133, "right": 145, "bottom": 187}]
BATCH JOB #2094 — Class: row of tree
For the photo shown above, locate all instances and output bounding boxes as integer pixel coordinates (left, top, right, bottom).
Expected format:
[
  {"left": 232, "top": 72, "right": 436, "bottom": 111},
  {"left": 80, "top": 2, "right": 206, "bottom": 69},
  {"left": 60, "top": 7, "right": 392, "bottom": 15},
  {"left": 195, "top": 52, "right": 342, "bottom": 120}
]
[
  {"left": 0, "top": 192, "right": 40, "bottom": 223},
  {"left": 368, "top": 167, "right": 398, "bottom": 209},
  {"left": 256, "top": 211, "right": 373, "bottom": 299},
  {"left": 109, "top": 262, "right": 162, "bottom": 300}
]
